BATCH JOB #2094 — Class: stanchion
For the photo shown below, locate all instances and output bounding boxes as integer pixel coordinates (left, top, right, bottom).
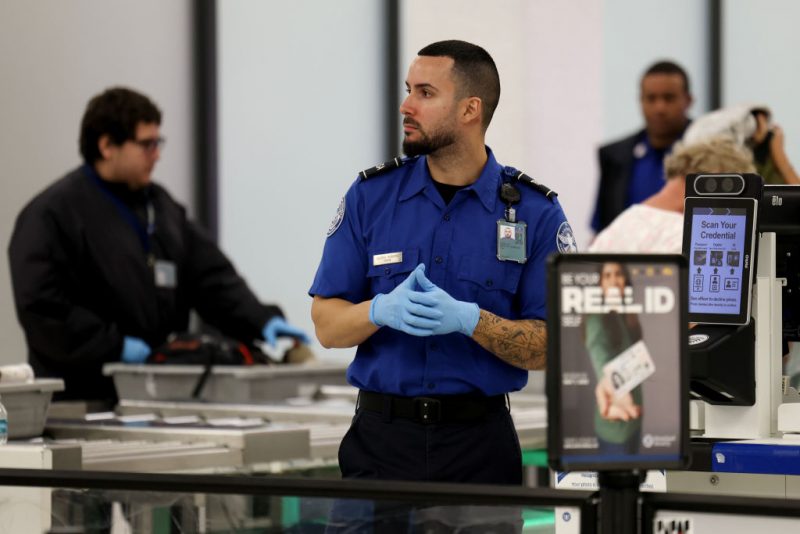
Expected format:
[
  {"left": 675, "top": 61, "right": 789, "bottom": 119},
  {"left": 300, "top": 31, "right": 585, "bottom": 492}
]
[{"left": 598, "top": 470, "right": 644, "bottom": 534}]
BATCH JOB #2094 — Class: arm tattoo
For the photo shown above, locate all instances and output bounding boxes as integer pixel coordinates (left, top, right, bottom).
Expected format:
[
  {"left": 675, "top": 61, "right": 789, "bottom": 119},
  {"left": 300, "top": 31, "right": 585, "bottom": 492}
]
[{"left": 471, "top": 310, "right": 547, "bottom": 370}]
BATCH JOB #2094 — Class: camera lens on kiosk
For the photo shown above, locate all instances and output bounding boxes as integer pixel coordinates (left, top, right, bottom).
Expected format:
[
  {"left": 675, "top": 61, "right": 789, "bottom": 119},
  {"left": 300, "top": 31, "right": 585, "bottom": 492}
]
[
  {"left": 703, "top": 177, "right": 718, "bottom": 193},
  {"left": 721, "top": 177, "right": 735, "bottom": 193}
]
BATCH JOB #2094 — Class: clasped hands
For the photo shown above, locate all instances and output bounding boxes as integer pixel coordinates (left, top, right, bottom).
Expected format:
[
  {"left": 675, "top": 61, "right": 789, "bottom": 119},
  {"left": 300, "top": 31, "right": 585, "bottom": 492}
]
[{"left": 369, "top": 264, "right": 479, "bottom": 337}]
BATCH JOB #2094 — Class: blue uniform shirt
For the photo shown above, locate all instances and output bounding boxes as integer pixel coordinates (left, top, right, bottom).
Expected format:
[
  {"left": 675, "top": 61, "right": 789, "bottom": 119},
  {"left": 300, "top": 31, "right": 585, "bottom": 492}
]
[
  {"left": 625, "top": 133, "right": 667, "bottom": 206},
  {"left": 310, "top": 148, "right": 573, "bottom": 396},
  {"left": 590, "top": 132, "right": 678, "bottom": 233}
]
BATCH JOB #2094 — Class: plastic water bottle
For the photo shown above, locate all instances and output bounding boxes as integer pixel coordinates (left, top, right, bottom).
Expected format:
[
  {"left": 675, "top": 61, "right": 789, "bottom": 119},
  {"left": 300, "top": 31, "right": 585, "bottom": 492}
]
[{"left": 0, "top": 395, "right": 8, "bottom": 444}]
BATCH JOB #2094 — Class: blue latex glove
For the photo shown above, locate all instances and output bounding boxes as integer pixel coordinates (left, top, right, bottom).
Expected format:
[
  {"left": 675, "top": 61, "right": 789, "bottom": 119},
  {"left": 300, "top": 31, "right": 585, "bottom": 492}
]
[
  {"left": 369, "top": 264, "right": 442, "bottom": 336},
  {"left": 121, "top": 336, "right": 151, "bottom": 363},
  {"left": 410, "top": 268, "right": 480, "bottom": 336},
  {"left": 262, "top": 317, "right": 312, "bottom": 348}
]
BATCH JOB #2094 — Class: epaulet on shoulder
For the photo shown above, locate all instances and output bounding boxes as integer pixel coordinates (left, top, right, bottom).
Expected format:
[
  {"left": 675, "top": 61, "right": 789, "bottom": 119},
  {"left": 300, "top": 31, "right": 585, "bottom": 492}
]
[
  {"left": 359, "top": 156, "right": 416, "bottom": 181},
  {"left": 503, "top": 167, "right": 558, "bottom": 202}
]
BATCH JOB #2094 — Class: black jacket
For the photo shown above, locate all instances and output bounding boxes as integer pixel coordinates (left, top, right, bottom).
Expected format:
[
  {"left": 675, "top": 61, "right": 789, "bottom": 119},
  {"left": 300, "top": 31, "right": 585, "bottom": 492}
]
[
  {"left": 592, "top": 130, "right": 643, "bottom": 233},
  {"left": 8, "top": 166, "right": 283, "bottom": 401}
]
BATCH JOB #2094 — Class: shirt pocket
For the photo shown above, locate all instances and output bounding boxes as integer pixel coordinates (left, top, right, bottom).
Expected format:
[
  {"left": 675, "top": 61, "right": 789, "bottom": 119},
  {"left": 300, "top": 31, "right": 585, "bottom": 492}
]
[
  {"left": 366, "top": 248, "right": 420, "bottom": 295},
  {"left": 457, "top": 255, "right": 522, "bottom": 314}
]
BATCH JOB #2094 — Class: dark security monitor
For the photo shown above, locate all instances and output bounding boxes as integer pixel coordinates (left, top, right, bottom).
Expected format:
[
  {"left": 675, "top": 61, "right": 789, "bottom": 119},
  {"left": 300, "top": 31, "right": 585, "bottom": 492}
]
[
  {"left": 546, "top": 253, "right": 689, "bottom": 471},
  {"left": 682, "top": 196, "right": 758, "bottom": 325},
  {"left": 760, "top": 185, "right": 800, "bottom": 341}
]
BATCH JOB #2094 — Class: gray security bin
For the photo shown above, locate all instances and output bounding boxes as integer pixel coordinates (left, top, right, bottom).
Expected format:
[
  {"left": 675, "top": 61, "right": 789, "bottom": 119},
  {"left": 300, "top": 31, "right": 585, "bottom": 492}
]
[
  {"left": 103, "top": 363, "right": 348, "bottom": 403},
  {"left": 0, "top": 379, "right": 64, "bottom": 439}
]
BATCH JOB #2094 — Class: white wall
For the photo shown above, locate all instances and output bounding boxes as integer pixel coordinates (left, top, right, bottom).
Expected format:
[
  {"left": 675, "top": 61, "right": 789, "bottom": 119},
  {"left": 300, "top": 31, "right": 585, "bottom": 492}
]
[
  {"left": 0, "top": 1, "right": 195, "bottom": 366},
  {"left": 722, "top": 0, "right": 800, "bottom": 167},
  {"left": 217, "top": 0, "right": 386, "bottom": 363},
  {"left": 602, "top": 0, "right": 710, "bottom": 143}
]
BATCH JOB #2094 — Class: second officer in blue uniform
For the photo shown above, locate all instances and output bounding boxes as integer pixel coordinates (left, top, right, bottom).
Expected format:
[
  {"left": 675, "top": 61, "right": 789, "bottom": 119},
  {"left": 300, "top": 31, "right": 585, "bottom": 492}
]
[{"left": 310, "top": 40, "right": 576, "bottom": 485}]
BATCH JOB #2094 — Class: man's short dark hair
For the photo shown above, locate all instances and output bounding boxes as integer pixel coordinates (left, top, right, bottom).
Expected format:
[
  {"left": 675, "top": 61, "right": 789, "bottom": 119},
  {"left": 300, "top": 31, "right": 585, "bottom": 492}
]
[
  {"left": 642, "top": 60, "right": 691, "bottom": 95},
  {"left": 418, "top": 40, "right": 500, "bottom": 129},
  {"left": 79, "top": 87, "right": 161, "bottom": 164}
]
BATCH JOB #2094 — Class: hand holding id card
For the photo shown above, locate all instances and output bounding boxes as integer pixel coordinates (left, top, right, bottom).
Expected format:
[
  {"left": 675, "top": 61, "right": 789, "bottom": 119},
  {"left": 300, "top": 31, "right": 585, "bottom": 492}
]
[{"left": 602, "top": 339, "right": 656, "bottom": 399}]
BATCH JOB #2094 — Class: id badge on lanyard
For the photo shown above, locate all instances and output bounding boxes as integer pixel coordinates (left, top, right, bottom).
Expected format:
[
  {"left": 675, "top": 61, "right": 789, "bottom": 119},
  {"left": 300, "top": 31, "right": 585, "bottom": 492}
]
[
  {"left": 497, "top": 220, "right": 527, "bottom": 263},
  {"left": 154, "top": 260, "right": 177, "bottom": 288},
  {"left": 89, "top": 166, "right": 179, "bottom": 287},
  {"left": 144, "top": 203, "right": 177, "bottom": 288},
  {"left": 497, "top": 183, "right": 527, "bottom": 263}
]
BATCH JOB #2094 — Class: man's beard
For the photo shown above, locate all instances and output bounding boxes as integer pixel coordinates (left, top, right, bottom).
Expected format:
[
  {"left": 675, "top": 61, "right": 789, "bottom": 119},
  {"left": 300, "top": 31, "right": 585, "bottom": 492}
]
[{"left": 402, "top": 124, "right": 456, "bottom": 157}]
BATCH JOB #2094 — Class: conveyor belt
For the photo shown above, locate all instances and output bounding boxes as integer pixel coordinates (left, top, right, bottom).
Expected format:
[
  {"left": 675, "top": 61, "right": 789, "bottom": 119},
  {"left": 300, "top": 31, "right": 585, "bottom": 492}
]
[
  {"left": 117, "top": 398, "right": 355, "bottom": 424},
  {"left": 46, "top": 417, "right": 311, "bottom": 467},
  {"left": 115, "top": 401, "right": 353, "bottom": 462},
  {"left": 116, "top": 394, "right": 548, "bottom": 453},
  {"left": 50, "top": 438, "right": 240, "bottom": 472}
]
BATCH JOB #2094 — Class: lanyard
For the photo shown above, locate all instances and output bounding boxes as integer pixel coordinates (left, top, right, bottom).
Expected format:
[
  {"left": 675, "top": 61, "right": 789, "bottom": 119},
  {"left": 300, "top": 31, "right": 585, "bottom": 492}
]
[{"left": 85, "top": 165, "right": 156, "bottom": 257}]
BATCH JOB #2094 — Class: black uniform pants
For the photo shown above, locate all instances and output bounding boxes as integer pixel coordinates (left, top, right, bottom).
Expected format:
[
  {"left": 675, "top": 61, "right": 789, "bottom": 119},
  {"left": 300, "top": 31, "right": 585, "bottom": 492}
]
[
  {"left": 325, "top": 393, "right": 523, "bottom": 533},
  {"left": 339, "top": 397, "right": 522, "bottom": 484}
]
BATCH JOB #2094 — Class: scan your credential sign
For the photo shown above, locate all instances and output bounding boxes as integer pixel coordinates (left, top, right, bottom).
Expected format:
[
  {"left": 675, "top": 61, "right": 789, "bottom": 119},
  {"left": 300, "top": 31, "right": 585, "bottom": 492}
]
[{"left": 683, "top": 197, "right": 758, "bottom": 325}]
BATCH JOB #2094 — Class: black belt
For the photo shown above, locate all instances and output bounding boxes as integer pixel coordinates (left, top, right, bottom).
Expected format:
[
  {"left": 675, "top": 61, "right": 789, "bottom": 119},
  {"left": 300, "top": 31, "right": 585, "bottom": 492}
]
[{"left": 358, "top": 390, "right": 507, "bottom": 425}]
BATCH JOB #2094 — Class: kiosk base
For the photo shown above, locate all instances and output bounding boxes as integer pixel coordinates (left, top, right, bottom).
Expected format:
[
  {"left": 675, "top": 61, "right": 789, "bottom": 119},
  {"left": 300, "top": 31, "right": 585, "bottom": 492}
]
[
  {"left": 689, "top": 321, "right": 756, "bottom": 406},
  {"left": 598, "top": 470, "right": 645, "bottom": 534}
]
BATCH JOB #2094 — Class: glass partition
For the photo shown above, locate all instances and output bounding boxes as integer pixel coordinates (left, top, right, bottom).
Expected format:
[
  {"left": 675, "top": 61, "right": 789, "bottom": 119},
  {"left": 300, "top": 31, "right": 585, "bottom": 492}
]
[{"left": 0, "top": 468, "right": 595, "bottom": 533}]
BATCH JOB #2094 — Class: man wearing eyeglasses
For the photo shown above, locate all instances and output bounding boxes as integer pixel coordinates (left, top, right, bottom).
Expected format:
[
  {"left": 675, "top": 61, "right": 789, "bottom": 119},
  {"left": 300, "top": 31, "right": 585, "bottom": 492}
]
[{"left": 8, "top": 87, "right": 308, "bottom": 404}]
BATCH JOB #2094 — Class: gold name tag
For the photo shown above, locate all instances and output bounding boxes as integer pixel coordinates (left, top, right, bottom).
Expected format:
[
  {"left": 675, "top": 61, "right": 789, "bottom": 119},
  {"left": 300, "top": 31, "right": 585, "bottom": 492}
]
[{"left": 373, "top": 252, "right": 403, "bottom": 266}]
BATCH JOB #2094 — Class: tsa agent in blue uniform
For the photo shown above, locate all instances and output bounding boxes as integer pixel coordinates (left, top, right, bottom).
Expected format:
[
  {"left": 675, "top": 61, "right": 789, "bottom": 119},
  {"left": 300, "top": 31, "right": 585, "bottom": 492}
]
[{"left": 310, "top": 40, "right": 576, "bottom": 486}]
